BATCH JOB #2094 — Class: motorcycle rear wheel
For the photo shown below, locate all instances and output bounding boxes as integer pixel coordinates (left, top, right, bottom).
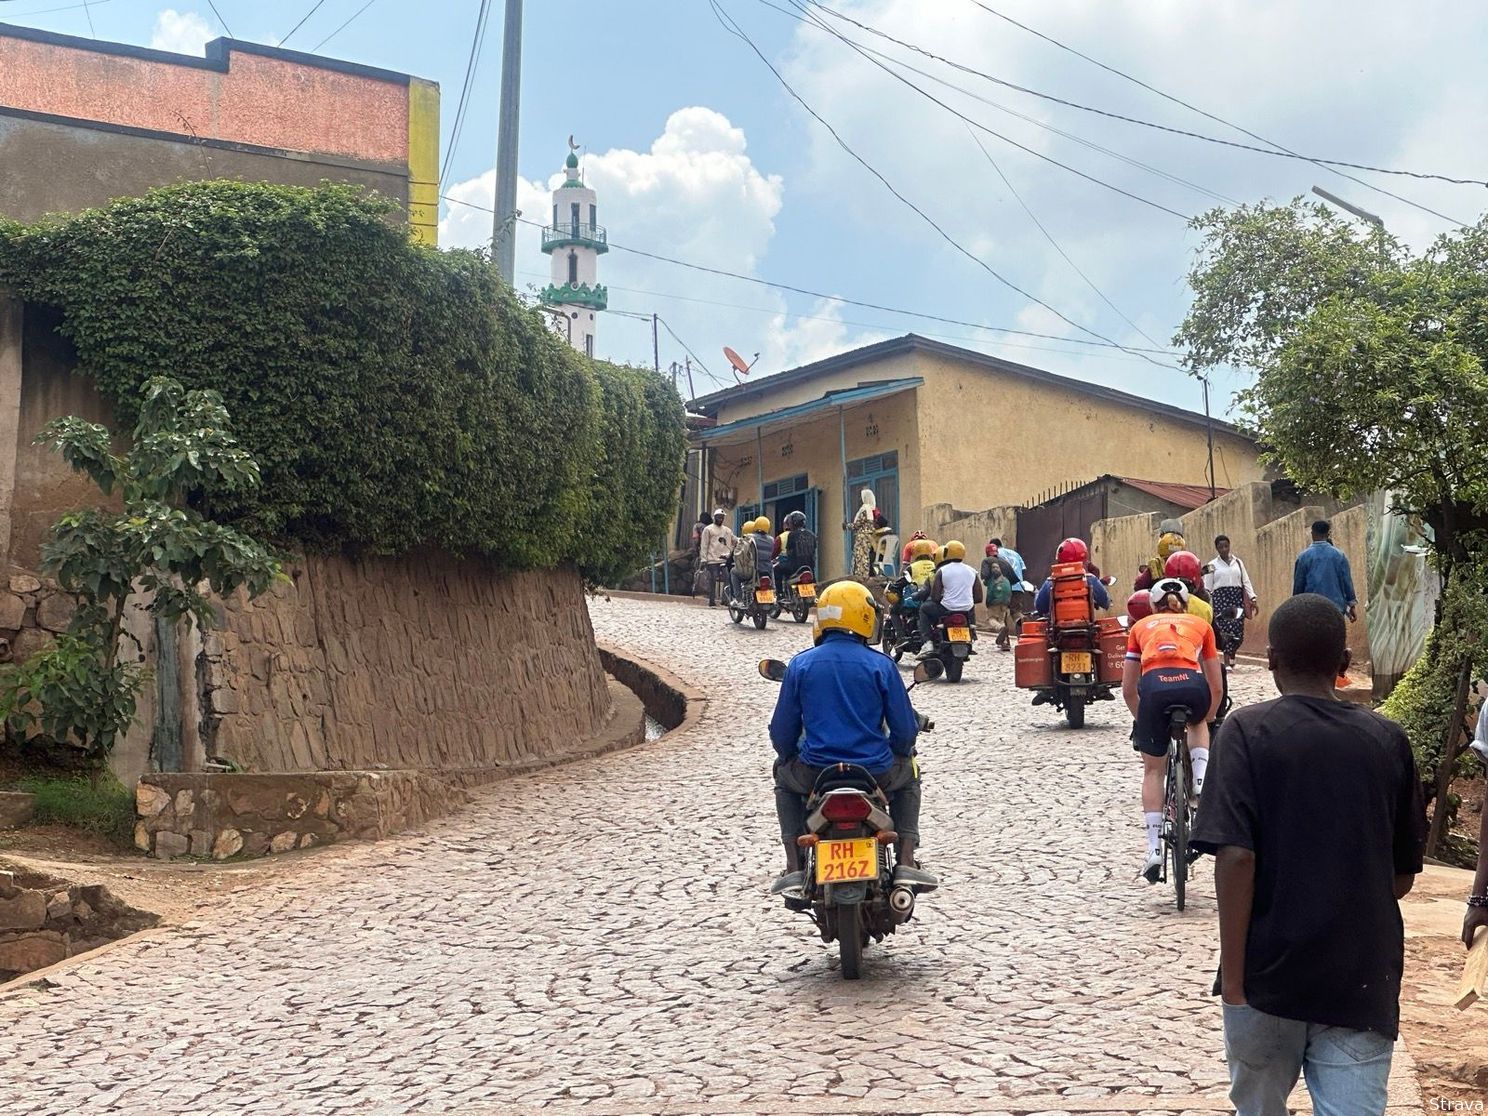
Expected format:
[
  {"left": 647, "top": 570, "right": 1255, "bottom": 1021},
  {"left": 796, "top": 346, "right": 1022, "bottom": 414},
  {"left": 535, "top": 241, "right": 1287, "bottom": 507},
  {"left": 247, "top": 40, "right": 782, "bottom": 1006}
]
[
  {"left": 792, "top": 603, "right": 810, "bottom": 624},
  {"left": 753, "top": 612, "right": 768, "bottom": 630},
  {"left": 942, "top": 655, "right": 963, "bottom": 683},
  {"left": 836, "top": 903, "right": 863, "bottom": 980},
  {"left": 1066, "top": 698, "right": 1086, "bottom": 728}
]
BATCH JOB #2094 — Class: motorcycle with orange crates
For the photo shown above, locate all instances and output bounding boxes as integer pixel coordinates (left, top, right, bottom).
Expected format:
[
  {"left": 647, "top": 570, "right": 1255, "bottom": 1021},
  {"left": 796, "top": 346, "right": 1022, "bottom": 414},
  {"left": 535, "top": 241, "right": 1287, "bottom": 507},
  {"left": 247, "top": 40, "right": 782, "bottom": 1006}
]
[{"left": 1013, "top": 561, "right": 1125, "bottom": 728}]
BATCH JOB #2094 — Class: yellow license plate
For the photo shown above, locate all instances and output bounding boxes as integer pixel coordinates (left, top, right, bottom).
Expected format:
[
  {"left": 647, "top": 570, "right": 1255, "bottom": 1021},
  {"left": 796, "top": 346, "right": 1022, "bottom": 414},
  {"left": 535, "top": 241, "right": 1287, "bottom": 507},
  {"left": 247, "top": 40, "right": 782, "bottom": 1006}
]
[
  {"left": 1061, "top": 651, "right": 1094, "bottom": 673},
  {"left": 815, "top": 838, "right": 879, "bottom": 885},
  {"left": 755, "top": 589, "right": 775, "bottom": 604},
  {"left": 947, "top": 626, "right": 971, "bottom": 642},
  {"left": 798, "top": 585, "right": 816, "bottom": 599}
]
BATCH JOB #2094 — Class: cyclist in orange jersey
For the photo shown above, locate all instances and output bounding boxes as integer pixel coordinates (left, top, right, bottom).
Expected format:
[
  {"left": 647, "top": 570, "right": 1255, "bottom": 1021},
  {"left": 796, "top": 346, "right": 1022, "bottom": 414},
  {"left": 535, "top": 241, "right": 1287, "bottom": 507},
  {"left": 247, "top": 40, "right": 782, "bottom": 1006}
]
[{"left": 1123, "top": 577, "right": 1224, "bottom": 883}]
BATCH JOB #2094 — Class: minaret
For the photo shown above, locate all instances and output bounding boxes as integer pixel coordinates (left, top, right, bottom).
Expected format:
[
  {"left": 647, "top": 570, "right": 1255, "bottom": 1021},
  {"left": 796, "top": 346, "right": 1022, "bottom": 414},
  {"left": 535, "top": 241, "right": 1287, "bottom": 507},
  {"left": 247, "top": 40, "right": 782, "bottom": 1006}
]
[{"left": 539, "top": 139, "right": 607, "bottom": 357}]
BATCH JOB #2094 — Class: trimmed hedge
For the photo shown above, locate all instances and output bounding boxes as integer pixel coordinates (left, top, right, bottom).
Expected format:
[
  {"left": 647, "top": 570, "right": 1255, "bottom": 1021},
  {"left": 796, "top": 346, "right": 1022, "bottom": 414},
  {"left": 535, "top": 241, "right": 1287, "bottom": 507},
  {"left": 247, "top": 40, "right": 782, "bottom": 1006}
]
[{"left": 0, "top": 182, "right": 684, "bottom": 583}]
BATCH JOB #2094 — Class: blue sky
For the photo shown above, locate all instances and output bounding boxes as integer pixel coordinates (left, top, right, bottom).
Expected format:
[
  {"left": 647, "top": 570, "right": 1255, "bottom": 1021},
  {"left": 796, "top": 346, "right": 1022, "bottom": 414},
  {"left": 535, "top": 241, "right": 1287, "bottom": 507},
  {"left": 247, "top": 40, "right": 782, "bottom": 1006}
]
[{"left": 7, "top": 1, "right": 1488, "bottom": 431}]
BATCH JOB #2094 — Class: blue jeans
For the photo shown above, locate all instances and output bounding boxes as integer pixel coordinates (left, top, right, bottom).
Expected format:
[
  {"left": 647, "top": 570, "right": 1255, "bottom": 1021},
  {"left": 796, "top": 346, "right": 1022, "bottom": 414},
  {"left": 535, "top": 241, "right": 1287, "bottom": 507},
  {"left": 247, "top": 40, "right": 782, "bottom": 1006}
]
[{"left": 1223, "top": 1002, "right": 1393, "bottom": 1116}]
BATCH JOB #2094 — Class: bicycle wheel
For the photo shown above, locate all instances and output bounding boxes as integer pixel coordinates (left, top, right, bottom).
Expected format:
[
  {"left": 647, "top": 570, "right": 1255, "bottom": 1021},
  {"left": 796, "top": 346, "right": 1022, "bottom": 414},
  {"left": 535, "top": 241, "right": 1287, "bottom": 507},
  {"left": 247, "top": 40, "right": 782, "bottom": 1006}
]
[{"left": 1170, "top": 748, "right": 1189, "bottom": 912}]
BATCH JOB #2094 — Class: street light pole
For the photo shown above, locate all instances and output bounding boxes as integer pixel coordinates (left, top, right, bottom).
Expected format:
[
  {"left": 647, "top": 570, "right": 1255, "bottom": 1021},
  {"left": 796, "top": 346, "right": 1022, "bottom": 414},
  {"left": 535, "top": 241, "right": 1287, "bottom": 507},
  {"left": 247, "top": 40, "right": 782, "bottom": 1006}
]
[
  {"left": 491, "top": 0, "right": 523, "bottom": 283},
  {"left": 1311, "top": 185, "right": 1388, "bottom": 262}
]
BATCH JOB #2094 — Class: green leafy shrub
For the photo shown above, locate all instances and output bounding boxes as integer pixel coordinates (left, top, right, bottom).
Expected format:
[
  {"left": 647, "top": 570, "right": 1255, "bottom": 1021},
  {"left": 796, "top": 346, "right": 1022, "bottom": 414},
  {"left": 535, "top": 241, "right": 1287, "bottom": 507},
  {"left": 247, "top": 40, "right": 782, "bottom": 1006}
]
[
  {"left": 0, "top": 181, "right": 685, "bottom": 583},
  {"left": 0, "top": 377, "right": 280, "bottom": 767},
  {"left": 14, "top": 771, "right": 136, "bottom": 845}
]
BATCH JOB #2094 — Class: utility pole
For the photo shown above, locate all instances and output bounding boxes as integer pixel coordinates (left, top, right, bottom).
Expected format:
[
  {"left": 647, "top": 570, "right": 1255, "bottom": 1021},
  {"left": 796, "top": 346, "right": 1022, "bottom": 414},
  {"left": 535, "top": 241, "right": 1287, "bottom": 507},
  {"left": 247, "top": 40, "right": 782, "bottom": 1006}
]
[
  {"left": 491, "top": 0, "right": 523, "bottom": 283},
  {"left": 652, "top": 313, "right": 660, "bottom": 375},
  {"left": 1202, "top": 375, "right": 1216, "bottom": 502}
]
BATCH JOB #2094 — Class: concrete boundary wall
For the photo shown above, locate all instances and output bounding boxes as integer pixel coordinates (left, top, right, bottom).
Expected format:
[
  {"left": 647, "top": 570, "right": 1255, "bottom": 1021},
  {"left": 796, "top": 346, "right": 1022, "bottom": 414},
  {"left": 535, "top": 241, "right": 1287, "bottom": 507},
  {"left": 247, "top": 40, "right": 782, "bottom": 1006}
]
[{"left": 1088, "top": 482, "right": 1370, "bottom": 666}]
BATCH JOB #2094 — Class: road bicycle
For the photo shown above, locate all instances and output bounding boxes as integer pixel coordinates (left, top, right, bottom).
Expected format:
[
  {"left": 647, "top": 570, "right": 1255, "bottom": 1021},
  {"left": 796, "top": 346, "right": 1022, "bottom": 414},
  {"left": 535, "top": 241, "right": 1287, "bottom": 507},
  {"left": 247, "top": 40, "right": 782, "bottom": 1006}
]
[{"left": 1159, "top": 705, "right": 1198, "bottom": 912}]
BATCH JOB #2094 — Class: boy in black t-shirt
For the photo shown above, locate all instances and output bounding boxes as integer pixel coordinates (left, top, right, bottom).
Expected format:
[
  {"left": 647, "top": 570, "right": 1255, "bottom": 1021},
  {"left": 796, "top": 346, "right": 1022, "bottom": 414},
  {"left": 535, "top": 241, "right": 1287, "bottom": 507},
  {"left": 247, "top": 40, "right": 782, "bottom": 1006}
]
[{"left": 1192, "top": 593, "right": 1426, "bottom": 1116}]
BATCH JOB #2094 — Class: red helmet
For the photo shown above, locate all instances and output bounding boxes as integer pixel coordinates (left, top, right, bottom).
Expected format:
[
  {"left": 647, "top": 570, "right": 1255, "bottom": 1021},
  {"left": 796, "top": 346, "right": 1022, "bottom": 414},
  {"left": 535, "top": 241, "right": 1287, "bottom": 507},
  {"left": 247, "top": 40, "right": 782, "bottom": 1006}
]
[
  {"left": 1163, "top": 550, "right": 1203, "bottom": 583},
  {"left": 985, "top": 543, "right": 997, "bottom": 557},
  {"left": 1126, "top": 591, "right": 1154, "bottom": 621},
  {"left": 1055, "top": 537, "right": 1089, "bottom": 565}
]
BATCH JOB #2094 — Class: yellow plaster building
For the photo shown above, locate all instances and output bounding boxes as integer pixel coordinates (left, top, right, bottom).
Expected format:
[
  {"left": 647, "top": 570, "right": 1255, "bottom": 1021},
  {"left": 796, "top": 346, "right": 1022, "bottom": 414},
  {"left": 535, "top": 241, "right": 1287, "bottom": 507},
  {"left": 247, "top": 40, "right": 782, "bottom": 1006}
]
[{"left": 687, "top": 335, "right": 1264, "bottom": 578}]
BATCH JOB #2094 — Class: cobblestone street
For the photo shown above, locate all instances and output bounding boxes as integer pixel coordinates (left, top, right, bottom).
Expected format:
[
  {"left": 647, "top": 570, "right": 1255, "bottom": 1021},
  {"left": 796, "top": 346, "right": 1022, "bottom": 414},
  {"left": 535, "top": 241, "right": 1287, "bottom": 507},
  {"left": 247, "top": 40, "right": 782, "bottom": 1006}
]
[{"left": 0, "top": 596, "right": 1417, "bottom": 1114}]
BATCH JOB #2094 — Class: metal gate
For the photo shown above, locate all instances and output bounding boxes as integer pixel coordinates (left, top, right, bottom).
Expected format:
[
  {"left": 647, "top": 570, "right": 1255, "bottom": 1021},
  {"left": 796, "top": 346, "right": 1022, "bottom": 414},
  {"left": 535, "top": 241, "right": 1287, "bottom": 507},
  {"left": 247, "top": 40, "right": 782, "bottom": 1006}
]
[{"left": 1016, "top": 487, "right": 1110, "bottom": 586}]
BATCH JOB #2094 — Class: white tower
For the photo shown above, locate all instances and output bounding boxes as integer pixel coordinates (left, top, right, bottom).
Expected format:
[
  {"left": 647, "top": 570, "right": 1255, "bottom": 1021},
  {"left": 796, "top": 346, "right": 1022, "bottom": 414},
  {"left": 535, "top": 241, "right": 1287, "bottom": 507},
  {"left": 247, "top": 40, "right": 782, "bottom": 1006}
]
[{"left": 540, "top": 140, "right": 607, "bottom": 357}]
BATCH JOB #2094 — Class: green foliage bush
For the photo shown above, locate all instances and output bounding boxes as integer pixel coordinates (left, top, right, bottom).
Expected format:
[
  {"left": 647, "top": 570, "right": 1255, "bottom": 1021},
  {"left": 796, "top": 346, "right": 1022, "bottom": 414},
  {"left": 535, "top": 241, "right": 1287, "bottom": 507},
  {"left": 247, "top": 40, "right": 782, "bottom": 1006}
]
[{"left": 0, "top": 182, "right": 685, "bottom": 583}]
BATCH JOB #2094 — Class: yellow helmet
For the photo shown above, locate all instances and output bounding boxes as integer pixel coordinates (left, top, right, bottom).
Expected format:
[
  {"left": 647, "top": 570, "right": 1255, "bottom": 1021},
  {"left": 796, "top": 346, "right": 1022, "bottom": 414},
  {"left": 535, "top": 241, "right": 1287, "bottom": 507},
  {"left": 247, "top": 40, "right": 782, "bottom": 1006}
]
[
  {"left": 738, "top": 519, "right": 754, "bottom": 535},
  {"left": 1157, "top": 531, "right": 1186, "bottom": 562},
  {"left": 754, "top": 516, "right": 772, "bottom": 534},
  {"left": 943, "top": 540, "right": 966, "bottom": 562},
  {"left": 909, "top": 539, "right": 937, "bottom": 560},
  {"left": 812, "top": 581, "right": 882, "bottom": 645}
]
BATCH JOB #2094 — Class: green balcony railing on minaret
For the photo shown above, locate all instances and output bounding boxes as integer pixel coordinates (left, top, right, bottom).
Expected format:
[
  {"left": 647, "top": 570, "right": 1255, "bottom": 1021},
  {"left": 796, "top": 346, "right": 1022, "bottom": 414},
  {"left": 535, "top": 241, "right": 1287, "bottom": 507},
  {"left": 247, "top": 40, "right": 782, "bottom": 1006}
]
[
  {"left": 540, "top": 222, "right": 609, "bottom": 254},
  {"left": 541, "top": 282, "right": 608, "bottom": 311}
]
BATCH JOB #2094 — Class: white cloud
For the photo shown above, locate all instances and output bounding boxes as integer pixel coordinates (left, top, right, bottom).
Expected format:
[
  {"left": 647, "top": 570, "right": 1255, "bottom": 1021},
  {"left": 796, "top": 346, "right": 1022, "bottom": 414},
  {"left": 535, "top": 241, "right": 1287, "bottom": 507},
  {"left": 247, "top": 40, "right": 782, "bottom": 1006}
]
[
  {"left": 150, "top": 9, "right": 212, "bottom": 55},
  {"left": 441, "top": 108, "right": 878, "bottom": 392},
  {"left": 772, "top": 0, "right": 1488, "bottom": 412}
]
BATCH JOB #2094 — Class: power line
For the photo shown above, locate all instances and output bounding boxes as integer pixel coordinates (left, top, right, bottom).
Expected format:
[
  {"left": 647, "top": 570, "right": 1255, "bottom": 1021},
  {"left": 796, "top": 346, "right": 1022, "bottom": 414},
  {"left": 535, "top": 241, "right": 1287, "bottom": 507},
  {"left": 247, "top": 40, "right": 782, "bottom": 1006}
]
[
  {"left": 0, "top": 0, "right": 114, "bottom": 13},
  {"left": 312, "top": 0, "right": 379, "bottom": 51},
  {"left": 820, "top": 19, "right": 1239, "bottom": 207},
  {"left": 807, "top": 0, "right": 1488, "bottom": 193},
  {"left": 762, "top": 0, "right": 1191, "bottom": 223},
  {"left": 964, "top": 123, "right": 1163, "bottom": 348},
  {"left": 443, "top": 193, "right": 1180, "bottom": 354},
  {"left": 709, "top": 0, "right": 1178, "bottom": 369},
  {"left": 961, "top": 0, "right": 1473, "bottom": 224},
  {"left": 439, "top": 0, "right": 494, "bottom": 189},
  {"left": 206, "top": 0, "right": 234, "bottom": 37},
  {"left": 513, "top": 266, "right": 1169, "bottom": 362},
  {"left": 279, "top": 0, "right": 331, "bottom": 47}
]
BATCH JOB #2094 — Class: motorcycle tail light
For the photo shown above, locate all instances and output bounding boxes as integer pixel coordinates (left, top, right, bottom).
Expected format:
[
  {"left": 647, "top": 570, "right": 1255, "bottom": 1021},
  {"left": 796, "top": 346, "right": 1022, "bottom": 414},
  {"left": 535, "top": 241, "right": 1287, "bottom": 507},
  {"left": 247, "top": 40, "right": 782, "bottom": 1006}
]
[
  {"left": 798, "top": 571, "right": 814, "bottom": 583},
  {"left": 820, "top": 793, "right": 872, "bottom": 822},
  {"left": 759, "top": 575, "right": 773, "bottom": 589}
]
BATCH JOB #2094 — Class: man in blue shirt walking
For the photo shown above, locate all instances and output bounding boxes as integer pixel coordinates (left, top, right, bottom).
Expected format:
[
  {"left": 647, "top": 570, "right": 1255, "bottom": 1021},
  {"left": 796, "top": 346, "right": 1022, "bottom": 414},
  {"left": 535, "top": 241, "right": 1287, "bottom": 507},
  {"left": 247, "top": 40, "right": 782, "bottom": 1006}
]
[
  {"left": 768, "top": 581, "right": 936, "bottom": 897},
  {"left": 1293, "top": 520, "right": 1358, "bottom": 621}
]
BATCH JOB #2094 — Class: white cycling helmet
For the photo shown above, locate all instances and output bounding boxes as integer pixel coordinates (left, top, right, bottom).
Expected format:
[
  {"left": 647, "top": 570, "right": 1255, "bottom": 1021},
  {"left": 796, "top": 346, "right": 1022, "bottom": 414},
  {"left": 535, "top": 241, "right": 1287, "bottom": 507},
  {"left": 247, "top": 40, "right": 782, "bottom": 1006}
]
[{"left": 1149, "top": 577, "right": 1190, "bottom": 611}]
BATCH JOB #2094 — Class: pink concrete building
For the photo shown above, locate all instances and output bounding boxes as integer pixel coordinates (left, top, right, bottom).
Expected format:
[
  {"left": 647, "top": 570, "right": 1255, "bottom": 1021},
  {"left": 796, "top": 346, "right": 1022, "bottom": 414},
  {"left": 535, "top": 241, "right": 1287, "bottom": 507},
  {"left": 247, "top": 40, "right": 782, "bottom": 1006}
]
[{"left": 0, "top": 22, "right": 439, "bottom": 244}]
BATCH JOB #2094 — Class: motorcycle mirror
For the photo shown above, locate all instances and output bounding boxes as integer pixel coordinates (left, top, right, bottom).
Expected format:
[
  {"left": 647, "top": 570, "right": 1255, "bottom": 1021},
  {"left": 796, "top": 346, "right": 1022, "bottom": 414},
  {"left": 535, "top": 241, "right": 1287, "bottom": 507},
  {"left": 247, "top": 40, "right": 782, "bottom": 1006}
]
[
  {"left": 913, "top": 659, "right": 944, "bottom": 684},
  {"left": 758, "top": 659, "right": 787, "bottom": 683}
]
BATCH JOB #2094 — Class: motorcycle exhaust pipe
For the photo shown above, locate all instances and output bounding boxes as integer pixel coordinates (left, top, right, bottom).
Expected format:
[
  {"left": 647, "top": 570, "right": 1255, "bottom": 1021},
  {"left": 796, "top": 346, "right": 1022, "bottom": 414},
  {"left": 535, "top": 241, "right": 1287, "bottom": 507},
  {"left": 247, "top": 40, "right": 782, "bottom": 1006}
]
[{"left": 889, "top": 885, "right": 916, "bottom": 922}]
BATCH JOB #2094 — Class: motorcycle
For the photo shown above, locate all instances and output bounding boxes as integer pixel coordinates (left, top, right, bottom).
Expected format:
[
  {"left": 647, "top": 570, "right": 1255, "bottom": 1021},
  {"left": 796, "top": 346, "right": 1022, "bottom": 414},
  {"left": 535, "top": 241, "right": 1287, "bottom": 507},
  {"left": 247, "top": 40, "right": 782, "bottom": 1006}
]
[
  {"left": 879, "top": 575, "right": 922, "bottom": 663},
  {"left": 729, "top": 572, "right": 775, "bottom": 630},
  {"left": 769, "top": 567, "right": 817, "bottom": 625},
  {"left": 924, "top": 609, "right": 975, "bottom": 683},
  {"left": 758, "top": 655, "right": 942, "bottom": 980}
]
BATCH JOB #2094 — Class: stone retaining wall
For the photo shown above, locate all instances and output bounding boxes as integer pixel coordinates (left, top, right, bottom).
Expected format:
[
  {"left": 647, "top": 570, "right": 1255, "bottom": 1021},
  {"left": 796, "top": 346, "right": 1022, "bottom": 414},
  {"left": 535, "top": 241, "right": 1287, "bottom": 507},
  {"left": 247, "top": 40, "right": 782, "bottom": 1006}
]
[
  {"left": 202, "top": 556, "right": 615, "bottom": 774},
  {"left": 133, "top": 771, "right": 466, "bottom": 860},
  {"left": 0, "top": 868, "right": 157, "bottom": 981}
]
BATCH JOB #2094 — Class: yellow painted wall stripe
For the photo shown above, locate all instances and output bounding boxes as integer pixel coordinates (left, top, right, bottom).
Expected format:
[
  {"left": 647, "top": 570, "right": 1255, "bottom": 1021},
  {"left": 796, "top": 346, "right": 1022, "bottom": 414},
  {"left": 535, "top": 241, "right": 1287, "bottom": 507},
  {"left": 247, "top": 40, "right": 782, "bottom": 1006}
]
[{"left": 407, "top": 78, "right": 440, "bottom": 247}]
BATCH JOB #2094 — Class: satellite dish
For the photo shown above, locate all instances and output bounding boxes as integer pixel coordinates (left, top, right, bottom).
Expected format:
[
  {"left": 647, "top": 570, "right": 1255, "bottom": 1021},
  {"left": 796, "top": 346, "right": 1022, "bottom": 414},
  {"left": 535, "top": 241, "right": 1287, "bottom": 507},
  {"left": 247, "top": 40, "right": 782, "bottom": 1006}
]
[{"left": 723, "top": 347, "right": 758, "bottom": 379}]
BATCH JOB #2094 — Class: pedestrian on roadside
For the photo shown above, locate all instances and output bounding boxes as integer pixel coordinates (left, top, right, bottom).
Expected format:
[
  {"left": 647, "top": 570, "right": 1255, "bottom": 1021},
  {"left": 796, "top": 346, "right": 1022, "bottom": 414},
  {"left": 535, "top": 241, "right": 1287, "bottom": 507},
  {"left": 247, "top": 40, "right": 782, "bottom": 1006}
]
[
  {"left": 1206, "top": 534, "right": 1257, "bottom": 668},
  {"left": 990, "top": 538, "right": 1029, "bottom": 625},
  {"left": 979, "top": 548, "right": 1014, "bottom": 650},
  {"left": 1459, "top": 683, "right": 1488, "bottom": 951},
  {"left": 1291, "top": 519, "right": 1358, "bottom": 689},
  {"left": 687, "top": 514, "right": 711, "bottom": 597},
  {"left": 1192, "top": 593, "right": 1426, "bottom": 1116},
  {"left": 699, "top": 509, "right": 735, "bottom": 608}
]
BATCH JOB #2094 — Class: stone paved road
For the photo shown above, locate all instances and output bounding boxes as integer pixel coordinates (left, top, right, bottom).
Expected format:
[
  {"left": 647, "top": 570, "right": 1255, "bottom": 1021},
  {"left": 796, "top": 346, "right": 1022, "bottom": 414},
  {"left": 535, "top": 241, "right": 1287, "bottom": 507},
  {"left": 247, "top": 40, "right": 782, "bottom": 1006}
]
[{"left": 0, "top": 597, "right": 1416, "bottom": 1114}]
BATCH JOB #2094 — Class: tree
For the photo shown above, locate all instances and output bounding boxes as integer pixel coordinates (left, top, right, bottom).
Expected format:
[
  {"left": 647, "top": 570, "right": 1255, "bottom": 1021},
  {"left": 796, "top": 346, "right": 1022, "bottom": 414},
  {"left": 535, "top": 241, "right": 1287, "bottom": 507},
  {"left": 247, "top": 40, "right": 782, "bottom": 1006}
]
[
  {"left": 1179, "top": 200, "right": 1488, "bottom": 857},
  {"left": 1177, "top": 200, "right": 1488, "bottom": 577},
  {"left": 0, "top": 378, "right": 281, "bottom": 770}
]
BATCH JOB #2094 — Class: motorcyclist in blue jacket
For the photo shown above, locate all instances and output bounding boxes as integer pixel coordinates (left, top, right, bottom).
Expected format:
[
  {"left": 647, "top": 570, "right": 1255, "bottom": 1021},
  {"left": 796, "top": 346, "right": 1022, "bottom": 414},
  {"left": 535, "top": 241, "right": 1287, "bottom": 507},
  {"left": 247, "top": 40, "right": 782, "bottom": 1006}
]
[{"left": 768, "top": 580, "right": 938, "bottom": 897}]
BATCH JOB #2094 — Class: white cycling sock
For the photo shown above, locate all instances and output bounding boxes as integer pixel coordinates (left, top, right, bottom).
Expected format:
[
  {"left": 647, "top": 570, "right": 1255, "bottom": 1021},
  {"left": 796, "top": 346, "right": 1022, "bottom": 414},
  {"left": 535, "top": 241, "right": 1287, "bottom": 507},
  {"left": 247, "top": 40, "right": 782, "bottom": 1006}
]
[
  {"left": 1144, "top": 811, "right": 1162, "bottom": 855},
  {"left": 1191, "top": 748, "right": 1210, "bottom": 793}
]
